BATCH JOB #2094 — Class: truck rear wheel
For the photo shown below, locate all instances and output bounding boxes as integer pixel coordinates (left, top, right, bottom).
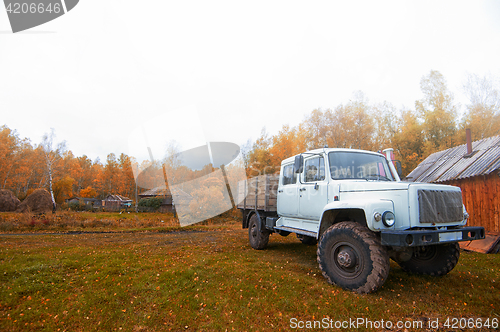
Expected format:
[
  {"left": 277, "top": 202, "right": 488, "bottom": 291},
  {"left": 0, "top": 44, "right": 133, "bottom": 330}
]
[
  {"left": 317, "top": 222, "right": 390, "bottom": 294},
  {"left": 248, "top": 214, "right": 270, "bottom": 250},
  {"left": 397, "top": 243, "right": 460, "bottom": 276}
]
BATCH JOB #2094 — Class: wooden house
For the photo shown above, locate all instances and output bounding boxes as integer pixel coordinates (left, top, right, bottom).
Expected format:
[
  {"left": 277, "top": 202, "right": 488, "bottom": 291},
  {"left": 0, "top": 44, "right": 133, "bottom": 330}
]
[
  {"left": 102, "top": 194, "right": 133, "bottom": 211},
  {"left": 66, "top": 197, "right": 101, "bottom": 209},
  {"left": 138, "top": 187, "right": 192, "bottom": 213},
  {"left": 406, "top": 135, "right": 500, "bottom": 233}
]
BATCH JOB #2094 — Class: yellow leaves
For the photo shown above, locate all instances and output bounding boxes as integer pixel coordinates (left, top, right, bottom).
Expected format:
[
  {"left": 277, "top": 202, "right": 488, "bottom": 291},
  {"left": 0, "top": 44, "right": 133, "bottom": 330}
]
[
  {"left": 79, "top": 186, "right": 97, "bottom": 198},
  {"left": 53, "top": 176, "right": 75, "bottom": 204}
]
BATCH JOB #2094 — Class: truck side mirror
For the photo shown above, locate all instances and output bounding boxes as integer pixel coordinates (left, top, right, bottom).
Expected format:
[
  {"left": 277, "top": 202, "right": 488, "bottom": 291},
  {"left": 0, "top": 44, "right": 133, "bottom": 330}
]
[
  {"left": 294, "top": 154, "right": 303, "bottom": 174},
  {"left": 395, "top": 161, "right": 403, "bottom": 178}
]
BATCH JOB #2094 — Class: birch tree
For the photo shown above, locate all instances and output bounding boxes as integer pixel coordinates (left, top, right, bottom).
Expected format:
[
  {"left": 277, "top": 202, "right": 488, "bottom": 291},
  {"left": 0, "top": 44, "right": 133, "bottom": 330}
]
[{"left": 40, "top": 129, "right": 66, "bottom": 212}]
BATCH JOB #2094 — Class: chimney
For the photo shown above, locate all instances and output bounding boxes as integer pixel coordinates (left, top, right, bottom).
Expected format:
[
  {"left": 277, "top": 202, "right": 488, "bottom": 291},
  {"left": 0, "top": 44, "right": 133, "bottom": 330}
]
[{"left": 466, "top": 128, "right": 472, "bottom": 155}]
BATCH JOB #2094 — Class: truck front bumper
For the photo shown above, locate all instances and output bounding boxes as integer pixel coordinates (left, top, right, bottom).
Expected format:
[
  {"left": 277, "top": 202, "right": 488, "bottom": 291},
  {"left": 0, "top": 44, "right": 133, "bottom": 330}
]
[{"left": 380, "top": 226, "right": 485, "bottom": 247}]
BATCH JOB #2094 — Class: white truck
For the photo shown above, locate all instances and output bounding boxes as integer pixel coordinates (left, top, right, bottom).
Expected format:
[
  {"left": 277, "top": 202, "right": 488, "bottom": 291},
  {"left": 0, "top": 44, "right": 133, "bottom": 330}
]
[{"left": 237, "top": 147, "right": 485, "bottom": 294}]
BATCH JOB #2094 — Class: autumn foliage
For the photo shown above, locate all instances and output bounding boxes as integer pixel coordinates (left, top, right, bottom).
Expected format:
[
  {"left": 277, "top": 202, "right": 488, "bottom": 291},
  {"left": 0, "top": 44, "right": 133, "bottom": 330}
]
[
  {"left": 0, "top": 126, "right": 137, "bottom": 204},
  {"left": 0, "top": 71, "right": 499, "bottom": 207},
  {"left": 245, "top": 71, "right": 500, "bottom": 177}
]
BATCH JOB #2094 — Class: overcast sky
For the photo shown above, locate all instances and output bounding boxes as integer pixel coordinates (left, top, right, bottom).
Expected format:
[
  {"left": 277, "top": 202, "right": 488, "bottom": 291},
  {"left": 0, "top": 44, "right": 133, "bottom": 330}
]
[{"left": 1, "top": 1, "right": 500, "bottom": 163}]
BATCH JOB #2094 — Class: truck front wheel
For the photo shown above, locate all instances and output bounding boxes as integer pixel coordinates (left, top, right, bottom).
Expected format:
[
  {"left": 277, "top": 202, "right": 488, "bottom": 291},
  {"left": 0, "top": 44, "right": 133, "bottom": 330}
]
[
  {"left": 317, "top": 222, "right": 390, "bottom": 294},
  {"left": 248, "top": 214, "right": 270, "bottom": 250},
  {"left": 397, "top": 243, "right": 460, "bottom": 276}
]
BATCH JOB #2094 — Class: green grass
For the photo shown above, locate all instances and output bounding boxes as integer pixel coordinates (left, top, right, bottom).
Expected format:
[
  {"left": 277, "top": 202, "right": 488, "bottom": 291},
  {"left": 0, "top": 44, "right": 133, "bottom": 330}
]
[{"left": 0, "top": 217, "right": 499, "bottom": 331}]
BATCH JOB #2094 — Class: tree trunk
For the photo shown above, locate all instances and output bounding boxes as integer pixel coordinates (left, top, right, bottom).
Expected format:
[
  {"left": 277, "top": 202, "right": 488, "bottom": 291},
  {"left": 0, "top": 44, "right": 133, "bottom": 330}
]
[{"left": 47, "top": 159, "right": 56, "bottom": 213}]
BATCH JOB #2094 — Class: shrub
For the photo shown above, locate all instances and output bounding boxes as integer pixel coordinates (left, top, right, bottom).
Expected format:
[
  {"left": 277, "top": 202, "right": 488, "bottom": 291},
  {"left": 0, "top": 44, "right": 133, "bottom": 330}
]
[
  {"left": 68, "top": 201, "right": 86, "bottom": 211},
  {"left": 138, "top": 197, "right": 163, "bottom": 210}
]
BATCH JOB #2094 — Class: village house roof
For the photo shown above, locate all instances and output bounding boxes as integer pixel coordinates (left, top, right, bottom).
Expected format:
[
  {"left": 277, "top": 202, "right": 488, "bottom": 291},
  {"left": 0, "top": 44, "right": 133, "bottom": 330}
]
[
  {"left": 139, "top": 187, "right": 192, "bottom": 199},
  {"left": 104, "top": 194, "right": 133, "bottom": 202},
  {"left": 407, "top": 135, "right": 500, "bottom": 183},
  {"left": 138, "top": 187, "right": 171, "bottom": 197},
  {"left": 66, "top": 197, "right": 100, "bottom": 202}
]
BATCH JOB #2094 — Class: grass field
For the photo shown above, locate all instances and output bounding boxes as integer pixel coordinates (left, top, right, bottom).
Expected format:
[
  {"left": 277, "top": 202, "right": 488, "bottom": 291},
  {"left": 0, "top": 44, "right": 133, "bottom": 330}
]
[{"left": 0, "top": 212, "right": 499, "bottom": 331}]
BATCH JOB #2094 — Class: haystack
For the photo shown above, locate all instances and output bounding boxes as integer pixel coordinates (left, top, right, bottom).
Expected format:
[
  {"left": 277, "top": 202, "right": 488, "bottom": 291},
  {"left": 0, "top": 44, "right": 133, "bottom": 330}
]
[
  {"left": 0, "top": 189, "right": 21, "bottom": 212},
  {"left": 16, "top": 188, "right": 54, "bottom": 213}
]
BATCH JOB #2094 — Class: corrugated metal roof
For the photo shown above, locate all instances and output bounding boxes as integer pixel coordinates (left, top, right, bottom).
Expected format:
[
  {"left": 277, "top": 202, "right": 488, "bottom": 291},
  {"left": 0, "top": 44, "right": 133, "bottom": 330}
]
[
  {"left": 418, "top": 158, "right": 451, "bottom": 183},
  {"left": 105, "top": 194, "right": 132, "bottom": 201},
  {"left": 140, "top": 186, "right": 192, "bottom": 198},
  {"left": 139, "top": 187, "right": 171, "bottom": 197},
  {"left": 484, "top": 146, "right": 500, "bottom": 174},
  {"left": 407, "top": 135, "right": 500, "bottom": 183},
  {"left": 437, "top": 148, "right": 487, "bottom": 182},
  {"left": 405, "top": 149, "right": 448, "bottom": 181},
  {"left": 426, "top": 154, "right": 465, "bottom": 182}
]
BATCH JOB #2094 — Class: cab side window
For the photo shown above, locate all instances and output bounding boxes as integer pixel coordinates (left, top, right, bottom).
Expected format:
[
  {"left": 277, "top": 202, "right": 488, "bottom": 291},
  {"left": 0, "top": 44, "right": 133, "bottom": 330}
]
[
  {"left": 282, "top": 164, "right": 296, "bottom": 185},
  {"left": 304, "top": 156, "right": 325, "bottom": 182}
]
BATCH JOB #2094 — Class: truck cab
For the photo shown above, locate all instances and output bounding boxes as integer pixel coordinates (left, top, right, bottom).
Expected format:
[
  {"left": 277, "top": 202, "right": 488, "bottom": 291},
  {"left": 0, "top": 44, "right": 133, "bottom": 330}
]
[{"left": 276, "top": 148, "right": 399, "bottom": 234}]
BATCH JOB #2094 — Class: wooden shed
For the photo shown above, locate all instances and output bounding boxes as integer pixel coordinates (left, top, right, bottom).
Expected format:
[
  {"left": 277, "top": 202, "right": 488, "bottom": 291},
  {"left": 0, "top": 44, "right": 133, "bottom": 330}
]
[
  {"left": 139, "top": 186, "right": 192, "bottom": 213},
  {"left": 102, "top": 194, "right": 133, "bottom": 211},
  {"left": 66, "top": 197, "right": 101, "bottom": 209},
  {"left": 139, "top": 187, "right": 173, "bottom": 213},
  {"left": 406, "top": 135, "right": 500, "bottom": 234}
]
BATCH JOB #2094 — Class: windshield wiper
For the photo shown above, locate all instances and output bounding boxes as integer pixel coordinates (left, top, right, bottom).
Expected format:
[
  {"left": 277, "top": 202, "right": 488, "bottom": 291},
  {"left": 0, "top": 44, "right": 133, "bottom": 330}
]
[{"left": 365, "top": 174, "right": 392, "bottom": 181}]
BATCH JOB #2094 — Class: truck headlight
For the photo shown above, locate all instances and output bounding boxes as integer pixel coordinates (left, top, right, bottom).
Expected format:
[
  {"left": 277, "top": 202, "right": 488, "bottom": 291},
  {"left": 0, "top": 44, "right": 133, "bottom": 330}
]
[
  {"left": 463, "top": 205, "right": 469, "bottom": 221},
  {"left": 382, "top": 211, "right": 395, "bottom": 227}
]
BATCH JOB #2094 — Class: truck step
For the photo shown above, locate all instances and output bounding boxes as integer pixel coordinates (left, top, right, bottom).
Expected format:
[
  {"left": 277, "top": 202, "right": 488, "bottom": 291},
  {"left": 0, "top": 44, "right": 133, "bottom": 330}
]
[{"left": 273, "top": 226, "right": 317, "bottom": 238}]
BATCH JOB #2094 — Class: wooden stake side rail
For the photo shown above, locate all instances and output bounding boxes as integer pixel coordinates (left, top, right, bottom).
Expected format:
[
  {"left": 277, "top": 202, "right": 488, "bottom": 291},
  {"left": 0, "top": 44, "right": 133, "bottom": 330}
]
[{"left": 237, "top": 175, "right": 279, "bottom": 212}]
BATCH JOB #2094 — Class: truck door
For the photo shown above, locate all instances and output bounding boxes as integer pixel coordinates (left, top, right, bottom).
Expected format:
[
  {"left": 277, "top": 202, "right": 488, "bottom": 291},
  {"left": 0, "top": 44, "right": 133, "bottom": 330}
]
[
  {"left": 277, "top": 163, "right": 298, "bottom": 217},
  {"left": 298, "top": 155, "right": 328, "bottom": 220}
]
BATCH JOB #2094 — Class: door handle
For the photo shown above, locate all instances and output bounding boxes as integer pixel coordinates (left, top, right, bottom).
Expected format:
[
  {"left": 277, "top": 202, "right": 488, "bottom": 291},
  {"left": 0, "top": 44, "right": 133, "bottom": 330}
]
[
  {"left": 278, "top": 190, "right": 283, "bottom": 193},
  {"left": 299, "top": 188, "right": 306, "bottom": 192}
]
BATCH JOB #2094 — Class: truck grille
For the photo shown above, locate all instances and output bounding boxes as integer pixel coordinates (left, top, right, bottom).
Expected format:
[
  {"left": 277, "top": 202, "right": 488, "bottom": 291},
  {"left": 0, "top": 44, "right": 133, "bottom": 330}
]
[{"left": 418, "top": 190, "right": 463, "bottom": 224}]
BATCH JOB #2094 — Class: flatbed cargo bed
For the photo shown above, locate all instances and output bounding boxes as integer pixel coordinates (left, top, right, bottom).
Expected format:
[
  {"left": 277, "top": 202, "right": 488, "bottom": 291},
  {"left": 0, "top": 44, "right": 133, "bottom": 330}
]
[{"left": 237, "top": 175, "right": 279, "bottom": 212}]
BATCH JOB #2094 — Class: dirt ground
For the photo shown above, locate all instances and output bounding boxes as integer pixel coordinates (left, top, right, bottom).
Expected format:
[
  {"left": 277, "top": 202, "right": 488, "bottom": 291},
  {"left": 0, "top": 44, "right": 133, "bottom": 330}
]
[{"left": 0, "top": 227, "right": 240, "bottom": 251}]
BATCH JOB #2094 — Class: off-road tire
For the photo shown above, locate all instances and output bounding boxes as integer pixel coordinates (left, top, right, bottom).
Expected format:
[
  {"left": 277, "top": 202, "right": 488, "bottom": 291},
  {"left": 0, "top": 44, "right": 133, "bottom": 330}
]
[
  {"left": 248, "top": 214, "right": 270, "bottom": 250},
  {"left": 298, "top": 234, "right": 317, "bottom": 246},
  {"left": 317, "top": 222, "right": 390, "bottom": 294},
  {"left": 397, "top": 243, "right": 460, "bottom": 276}
]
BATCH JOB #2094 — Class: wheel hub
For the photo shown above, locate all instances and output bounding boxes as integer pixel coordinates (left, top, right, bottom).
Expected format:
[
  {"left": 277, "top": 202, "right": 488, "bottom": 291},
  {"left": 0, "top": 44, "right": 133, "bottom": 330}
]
[{"left": 337, "top": 248, "right": 357, "bottom": 268}]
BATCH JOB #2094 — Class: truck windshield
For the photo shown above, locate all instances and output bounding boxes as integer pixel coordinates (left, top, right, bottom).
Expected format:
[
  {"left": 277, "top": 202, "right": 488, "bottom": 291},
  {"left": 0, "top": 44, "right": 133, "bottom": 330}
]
[{"left": 328, "top": 152, "right": 395, "bottom": 181}]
